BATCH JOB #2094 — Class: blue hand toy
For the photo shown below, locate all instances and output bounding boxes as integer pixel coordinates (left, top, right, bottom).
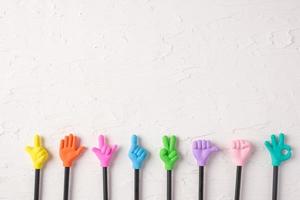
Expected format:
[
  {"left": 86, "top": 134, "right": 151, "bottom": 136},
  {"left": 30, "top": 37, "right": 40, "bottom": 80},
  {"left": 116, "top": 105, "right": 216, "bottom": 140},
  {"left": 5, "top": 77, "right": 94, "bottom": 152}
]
[
  {"left": 264, "top": 133, "right": 292, "bottom": 166},
  {"left": 128, "top": 135, "right": 148, "bottom": 169}
]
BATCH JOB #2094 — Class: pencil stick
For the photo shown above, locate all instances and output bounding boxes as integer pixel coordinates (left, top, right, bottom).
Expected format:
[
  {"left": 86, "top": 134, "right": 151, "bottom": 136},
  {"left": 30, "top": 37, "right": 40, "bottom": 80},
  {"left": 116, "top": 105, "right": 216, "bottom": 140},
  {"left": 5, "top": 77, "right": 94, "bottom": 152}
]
[
  {"left": 34, "top": 169, "right": 40, "bottom": 200},
  {"left": 272, "top": 166, "right": 279, "bottom": 200},
  {"left": 103, "top": 167, "right": 108, "bottom": 200},
  {"left": 134, "top": 169, "right": 139, "bottom": 200},
  {"left": 167, "top": 170, "right": 172, "bottom": 200},
  {"left": 199, "top": 166, "right": 204, "bottom": 200},
  {"left": 63, "top": 167, "right": 70, "bottom": 200},
  {"left": 234, "top": 166, "right": 242, "bottom": 200}
]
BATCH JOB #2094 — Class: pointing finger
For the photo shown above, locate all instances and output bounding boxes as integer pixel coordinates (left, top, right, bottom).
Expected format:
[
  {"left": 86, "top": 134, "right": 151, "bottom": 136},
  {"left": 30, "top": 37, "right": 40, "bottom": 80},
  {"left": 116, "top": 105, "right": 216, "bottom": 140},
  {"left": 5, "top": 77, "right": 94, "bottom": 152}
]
[
  {"left": 131, "top": 135, "right": 138, "bottom": 148},
  {"left": 99, "top": 135, "right": 105, "bottom": 148},
  {"left": 271, "top": 135, "right": 277, "bottom": 145},
  {"left": 34, "top": 135, "right": 41, "bottom": 147}
]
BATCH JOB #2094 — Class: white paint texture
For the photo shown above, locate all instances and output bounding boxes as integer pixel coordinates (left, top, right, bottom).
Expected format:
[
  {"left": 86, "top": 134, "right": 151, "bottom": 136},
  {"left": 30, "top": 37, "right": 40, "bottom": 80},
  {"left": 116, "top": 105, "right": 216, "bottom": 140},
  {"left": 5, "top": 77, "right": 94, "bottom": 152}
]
[{"left": 0, "top": 0, "right": 300, "bottom": 199}]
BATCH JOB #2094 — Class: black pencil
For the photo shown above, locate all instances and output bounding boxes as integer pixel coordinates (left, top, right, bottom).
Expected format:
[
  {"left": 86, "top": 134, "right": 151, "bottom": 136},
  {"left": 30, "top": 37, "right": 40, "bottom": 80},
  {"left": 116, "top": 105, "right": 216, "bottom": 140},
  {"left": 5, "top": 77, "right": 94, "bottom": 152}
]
[
  {"left": 34, "top": 169, "right": 40, "bottom": 200},
  {"left": 272, "top": 166, "right": 279, "bottom": 200},
  {"left": 103, "top": 167, "right": 108, "bottom": 200},
  {"left": 234, "top": 166, "right": 242, "bottom": 200},
  {"left": 167, "top": 170, "right": 172, "bottom": 200},
  {"left": 199, "top": 166, "right": 204, "bottom": 200},
  {"left": 134, "top": 169, "right": 139, "bottom": 200},
  {"left": 63, "top": 167, "right": 70, "bottom": 200}
]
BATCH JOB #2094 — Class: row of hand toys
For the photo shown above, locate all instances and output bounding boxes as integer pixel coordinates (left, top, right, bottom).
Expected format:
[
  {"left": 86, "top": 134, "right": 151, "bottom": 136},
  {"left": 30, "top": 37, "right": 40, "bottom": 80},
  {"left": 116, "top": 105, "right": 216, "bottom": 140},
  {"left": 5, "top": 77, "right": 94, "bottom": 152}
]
[{"left": 25, "top": 133, "right": 292, "bottom": 200}]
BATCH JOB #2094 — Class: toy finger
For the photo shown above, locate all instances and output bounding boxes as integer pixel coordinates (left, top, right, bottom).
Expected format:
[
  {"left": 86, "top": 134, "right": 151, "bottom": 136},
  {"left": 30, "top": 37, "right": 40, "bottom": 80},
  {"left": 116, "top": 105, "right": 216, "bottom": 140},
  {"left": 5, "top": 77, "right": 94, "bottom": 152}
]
[
  {"left": 197, "top": 140, "right": 202, "bottom": 149},
  {"left": 271, "top": 134, "right": 277, "bottom": 145},
  {"left": 34, "top": 135, "right": 41, "bottom": 147},
  {"left": 236, "top": 140, "right": 241, "bottom": 149},
  {"left": 139, "top": 151, "right": 148, "bottom": 161},
  {"left": 131, "top": 135, "right": 138, "bottom": 147},
  {"left": 192, "top": 141, "right": 198, "bottom": 149},
  {"left": 64, "top": 136, "right": 69, "bottom": 147},
  {"left": 160, "top": 149, "right": 168, "bottom": 160},
  {"left": 76, "top": 146, "right": 86, "bottom": 156},
  {"left": 134, "top": 146, "right": 141, "bottom": 154},
  {"left": 169, "top": 135, "right": 176, "bottom": 150},
  {"left": 69, "top": 134, "right": 74, "bottom": 148},
  {"left": 60, "top": 140, "right": 64, "bottom": 149},
  {"left": 111, "top": 145, "right": 118, "bottom": 154},
  {"left": 168, "top": 150, "right": 177, "bottom": 158},
  {"left": 72, "top": 136, "right": 77, "bottom": 149},
  {"left": 282, "top": 144, "right": 292, "bottom": 161},
  {"left": 207, "top": 141, "right": 211, "bottom": 148},
  {"left": 264, "top": 141, "right": 272, "bottom": 152},
  {"left": 211, "top": 145, "right": 219, "bottom": 152},
  {"left": 101, "top": 145, "right": 108, "bottom": 154},
  {"left": 202, "top": 140, "right": 207, "bottom": 149},
  {"left": 92, "top": 147, "right": 101, "bottom": 155},
  {"left": 170, "top": 155, "right": 179, "bottom": 162},
  {"left": 105, "top": 147, "right": 112, "bottom": 155},
  {"left": 279, "top": 133, "right": 285, "bottom": 146},
  {"left": 99, "top": 135, "right": 105, "bottom": 148},
  {"left": 25, "top": 146, "right": 33, "bottom": 154},
  {"left": 137, "top": 148, "right": 144, "bottom": 156},
  {"left": 162, "top": 136, "right": 169, "bottom": 149}
]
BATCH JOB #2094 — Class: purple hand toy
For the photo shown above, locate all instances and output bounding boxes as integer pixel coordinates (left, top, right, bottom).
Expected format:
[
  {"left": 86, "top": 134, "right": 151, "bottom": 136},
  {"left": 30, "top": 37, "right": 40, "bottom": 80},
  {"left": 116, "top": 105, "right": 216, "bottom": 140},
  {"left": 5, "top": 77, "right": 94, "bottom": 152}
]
[
  {"left": 192, "top": 140, "right": 219, "bottom": 166},
  {"left": 92, "top": 135, "right": 118, "bottom": 167}
]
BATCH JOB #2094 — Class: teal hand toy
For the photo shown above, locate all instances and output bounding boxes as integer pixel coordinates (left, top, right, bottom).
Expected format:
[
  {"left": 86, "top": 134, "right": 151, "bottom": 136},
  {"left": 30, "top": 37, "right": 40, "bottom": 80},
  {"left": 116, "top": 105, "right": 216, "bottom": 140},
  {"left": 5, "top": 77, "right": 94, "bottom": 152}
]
[
  {"left": 264, "top": 133, "right": 292, "bottom": 166},
  {"left": 264, "top": 133, "right": 292, "bottom": 200},
  {"left": 128, "top": 135, "right": 148, "bottom": 169}
]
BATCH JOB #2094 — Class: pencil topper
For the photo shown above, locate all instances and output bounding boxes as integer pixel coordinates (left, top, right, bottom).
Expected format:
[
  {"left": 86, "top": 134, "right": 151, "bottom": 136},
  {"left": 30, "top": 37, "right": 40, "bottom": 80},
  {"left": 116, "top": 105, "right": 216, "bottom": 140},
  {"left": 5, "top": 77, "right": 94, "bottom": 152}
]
[
  {"left": 230, "top": 139, "right": 252, "bottom": 166},
  {"left": 59, "top": 134, "right": 86, "bottom": 167},
  {"left": 92, "top": 135, "right": 118, "bottom": 167},
  {"left": 192, "top": 140, "right": 219, "bottom": 166},
  {"left": 25, "top": 134, "right": 49, "bottom": 169},
  {"left": 264, "top": 133, "right": 292, "bottom": 166},
  {"left": 128, "top": 135, "right": 148, "bottom": 169},
  {"left": 160, "top": 135, "right": 180, "bottom": 170}
]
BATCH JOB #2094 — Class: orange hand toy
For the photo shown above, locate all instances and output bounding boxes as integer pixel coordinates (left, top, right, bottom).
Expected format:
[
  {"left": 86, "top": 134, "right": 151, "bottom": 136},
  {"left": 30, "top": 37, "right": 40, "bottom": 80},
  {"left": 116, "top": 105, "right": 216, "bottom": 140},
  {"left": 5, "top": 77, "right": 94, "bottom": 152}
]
[
  {"left": 25, "top": 134, "right": 49, "bottom": 200},
  {"left": 59, "top": 134, "right": 86, "bottom": 200}
]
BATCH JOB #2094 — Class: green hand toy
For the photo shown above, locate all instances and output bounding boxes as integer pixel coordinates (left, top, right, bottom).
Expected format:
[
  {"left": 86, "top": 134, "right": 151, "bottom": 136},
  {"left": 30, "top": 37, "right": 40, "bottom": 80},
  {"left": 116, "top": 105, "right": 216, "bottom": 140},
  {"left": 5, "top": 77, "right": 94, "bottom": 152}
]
[
  {"left": 160, "top": 135, "right": 180, "bottom": 200},
  {"left": 264, "top": 133, "right": 292, "bottom": 200}
]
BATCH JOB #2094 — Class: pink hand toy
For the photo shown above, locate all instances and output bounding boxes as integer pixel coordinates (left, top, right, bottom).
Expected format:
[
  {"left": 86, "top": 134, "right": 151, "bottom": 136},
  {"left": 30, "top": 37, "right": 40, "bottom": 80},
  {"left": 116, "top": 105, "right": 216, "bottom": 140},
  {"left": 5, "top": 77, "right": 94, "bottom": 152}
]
[
  {"left": 230, "top": 139, "right": 253, "bottom": 200},
  {"left": 230, "top": 139, "right": 253, "bottom": 166},
  {"left": 92, "top": 135, "right": 118, "bottom": 167},
  {"left": 192, "top": 139, "right": 219, "bottom": 166}
]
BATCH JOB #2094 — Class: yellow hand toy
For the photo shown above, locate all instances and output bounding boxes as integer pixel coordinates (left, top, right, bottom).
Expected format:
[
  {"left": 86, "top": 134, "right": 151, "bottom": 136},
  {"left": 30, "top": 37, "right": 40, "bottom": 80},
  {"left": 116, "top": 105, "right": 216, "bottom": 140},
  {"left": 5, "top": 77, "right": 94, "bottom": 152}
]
[{"left": 25, "top": 134, "right": 49, "bottom": 169}]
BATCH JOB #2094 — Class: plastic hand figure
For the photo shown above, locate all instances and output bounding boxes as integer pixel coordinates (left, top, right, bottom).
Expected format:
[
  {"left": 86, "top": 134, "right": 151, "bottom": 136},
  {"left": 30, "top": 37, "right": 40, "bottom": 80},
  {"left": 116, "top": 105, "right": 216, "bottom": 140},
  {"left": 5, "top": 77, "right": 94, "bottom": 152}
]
[
  {"left": 192, "top": 140, "right": 219, "bottom": 166},
  {"left": 265, "top": 133, "right": 292, "bottom": 166},
  {"left": 25, "top": 134, "right": 49, "bottom": 169},
  {"left": 92, "top": 135, "right": 118, "bottom": 167},
  {"left": 230, "top": 139, "right": 252, "bottom": 166},
  {"left": 128, "top": 135, "right": 148, "bottom": 169},
  {"left": 160, "top": 135, "right": 180, "bottom": 170},
  {"left": 59, "top": 134, "right": 86, "bottom": 167}
]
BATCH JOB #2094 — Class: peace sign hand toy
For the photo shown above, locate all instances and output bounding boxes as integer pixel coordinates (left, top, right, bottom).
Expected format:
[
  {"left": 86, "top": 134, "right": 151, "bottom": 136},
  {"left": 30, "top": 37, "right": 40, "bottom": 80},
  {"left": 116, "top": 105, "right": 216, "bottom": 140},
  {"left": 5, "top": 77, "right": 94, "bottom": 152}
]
[
  {"left": 128, "top": 135, "right": 148, "bottom": 200},
  {"left": 230, "top": 140, "right": 253, "bottom": 200},
  {"left": 25, "top": 134, "right": 49, "bottom": 200},
  {"left": 264, "top": 133, "right": 292, "bottom": 200},
  {"left": 160, "top": 135, "right": 180, "bottom": 200},
  {"left": 93, "top": 135, "right": 118, "bottom": 200},
  {"left": 59, "top": 134, "right": 86, "bottom": 200},
  {"left": 192, "top": 140, "right": 219, "bottom": 200}
]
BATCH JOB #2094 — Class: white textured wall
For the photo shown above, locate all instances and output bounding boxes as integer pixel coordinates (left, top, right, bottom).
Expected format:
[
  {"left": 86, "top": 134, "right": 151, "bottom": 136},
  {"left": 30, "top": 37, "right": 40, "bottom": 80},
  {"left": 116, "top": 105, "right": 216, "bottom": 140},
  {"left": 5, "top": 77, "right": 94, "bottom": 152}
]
[{"left": 0, "top": 0, "right": 300, "bottom": 199}]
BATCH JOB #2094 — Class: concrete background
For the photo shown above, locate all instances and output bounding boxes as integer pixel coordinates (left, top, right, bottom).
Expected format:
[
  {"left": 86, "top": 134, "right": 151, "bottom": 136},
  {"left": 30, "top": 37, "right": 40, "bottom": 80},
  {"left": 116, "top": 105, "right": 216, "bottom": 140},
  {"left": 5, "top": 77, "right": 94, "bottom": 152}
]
[{"left": 0, "top": 0, "right": 300, "bottom": 199}]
